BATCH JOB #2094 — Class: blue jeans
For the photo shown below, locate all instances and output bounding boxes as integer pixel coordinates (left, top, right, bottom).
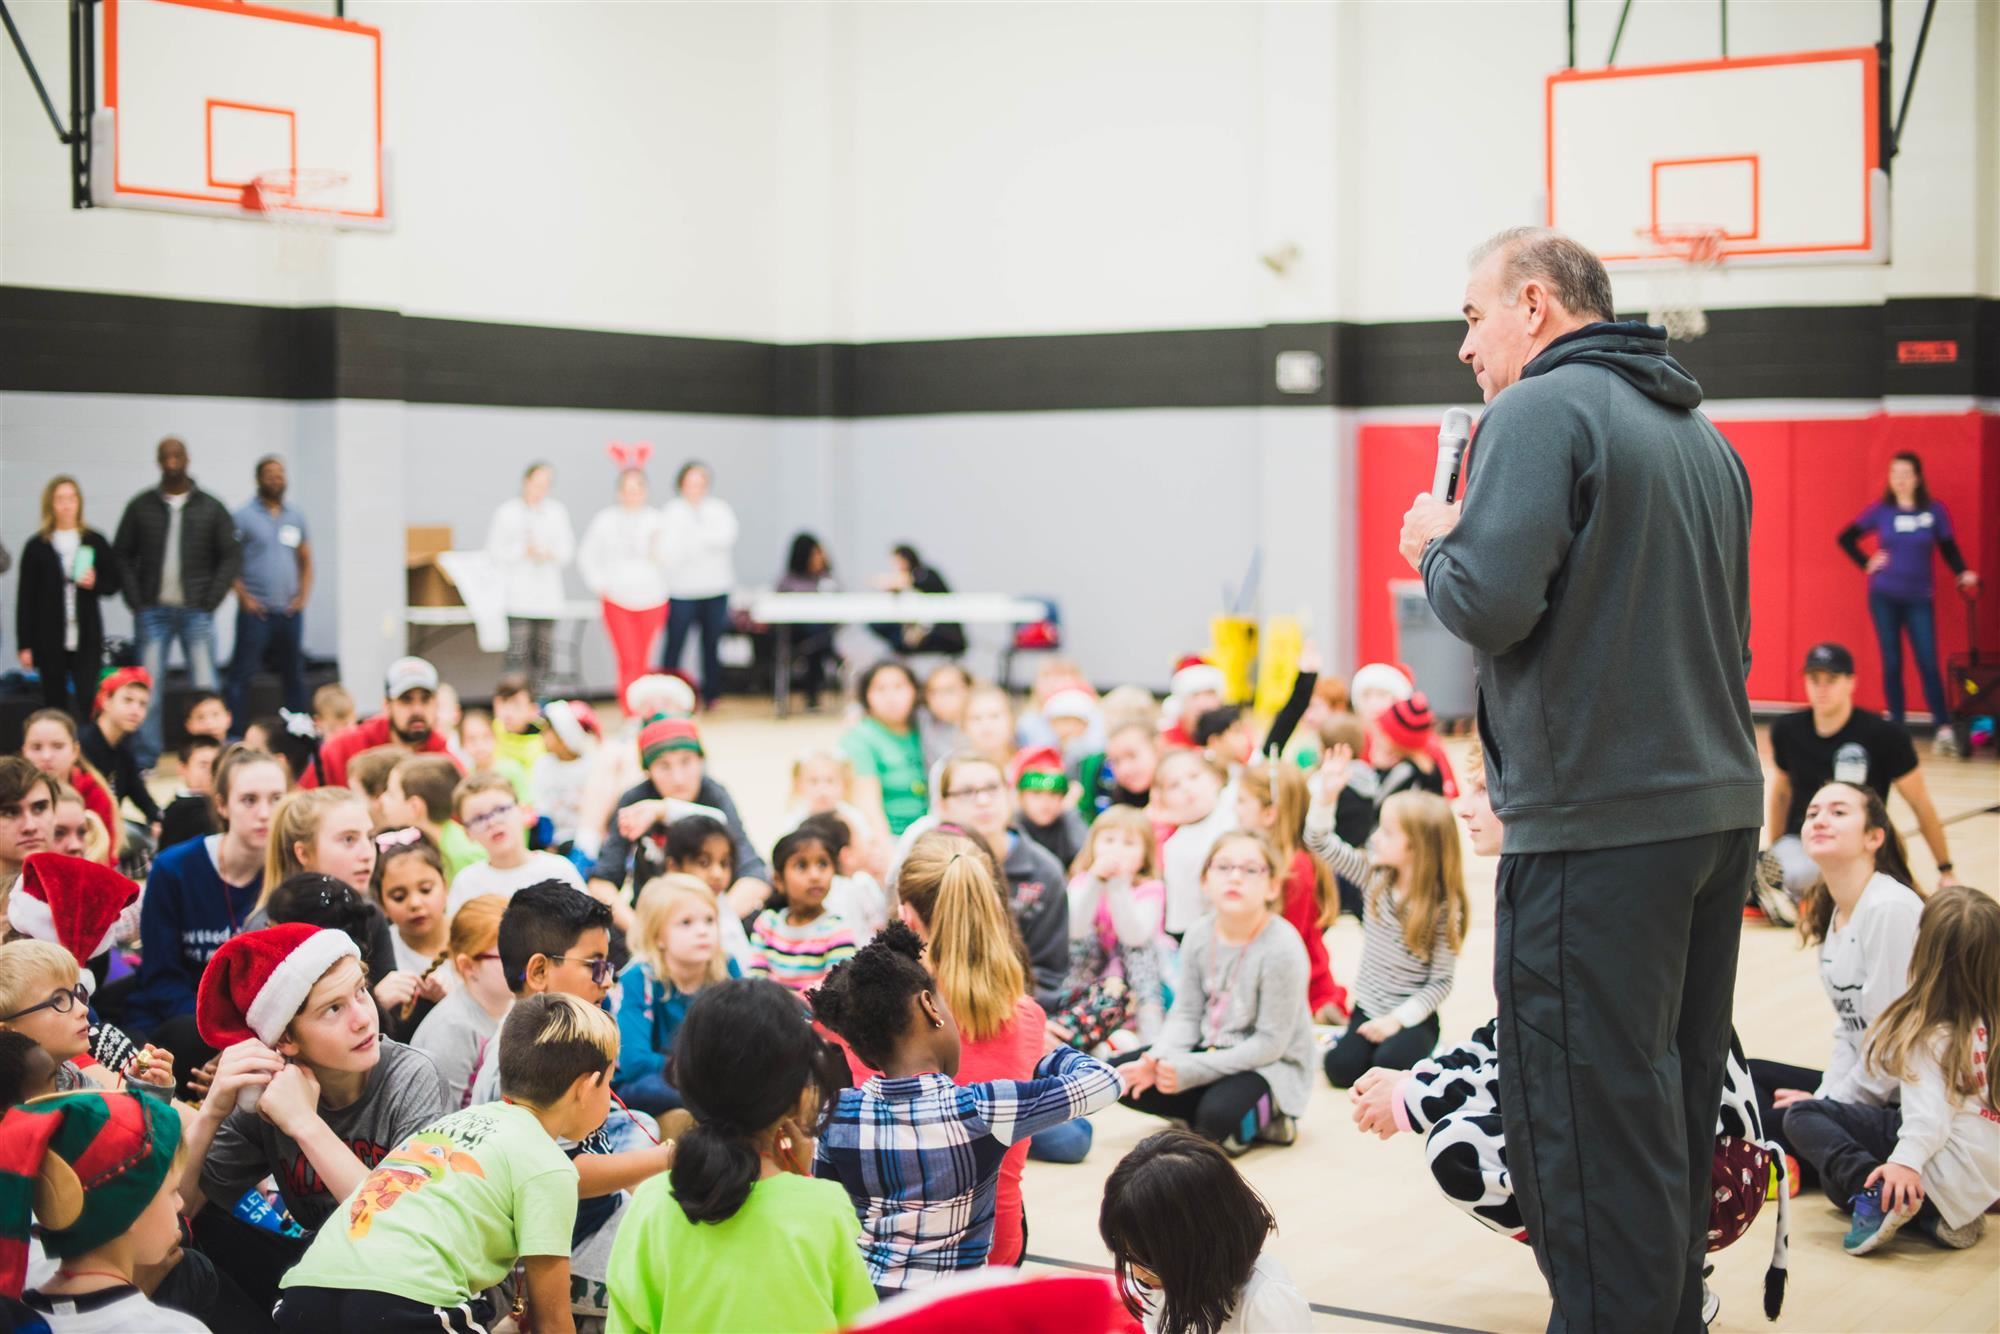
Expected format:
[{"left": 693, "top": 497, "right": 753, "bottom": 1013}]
[
  {"left": 1027, "top": 1117, "right": 1093, "bottom": 1163},
  {"left": 136, "top": 605, "right": 216, "bottom": 768},
  {"left": 1868, "top": 592, "right": 1950, "bottom": 724},
  {"left": 226, "top": 607, "right": 307, "bottom": 724},
  {"left": 662, "top": 594, "right": 731, "bottom": 705}
]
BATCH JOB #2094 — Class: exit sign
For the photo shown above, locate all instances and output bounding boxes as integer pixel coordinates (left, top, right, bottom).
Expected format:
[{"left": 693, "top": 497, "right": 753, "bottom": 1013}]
[{"left": 1896, "top": 340, "right": 1959, "bottom": 364}]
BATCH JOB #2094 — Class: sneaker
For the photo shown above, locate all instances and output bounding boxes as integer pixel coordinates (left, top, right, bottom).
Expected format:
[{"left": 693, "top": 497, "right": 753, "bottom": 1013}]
[
  {"left": 1916, "top": 1211, "right": 1987, "bottom": 1249},
  {"left": 1933, "top": 726, "right": 1963, "bottom": 759},
  {"left": 1843, "top": 1185, "right": 1910, "bottom": 1255},
  {"left": 1220, "top": 1133, "right": 1254, "bottom": 1159},
  {"left": 1701, "top": 1279, "right": 1720, "bottom": 1329},
  {"left": 1256, "top": 1115, "right": 1298, "bottom": 1146},
  {"left": 1752, "top": 850, "right": 1798, "bottom": 926}
]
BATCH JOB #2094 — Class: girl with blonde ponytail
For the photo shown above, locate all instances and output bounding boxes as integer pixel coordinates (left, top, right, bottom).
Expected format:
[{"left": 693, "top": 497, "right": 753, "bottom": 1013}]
[{"left": 868, "top": 828, "right": 1060, "bottom": 1260}]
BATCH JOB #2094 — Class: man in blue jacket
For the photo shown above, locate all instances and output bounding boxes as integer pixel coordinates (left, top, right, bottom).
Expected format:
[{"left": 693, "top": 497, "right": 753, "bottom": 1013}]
[{"left": 1401, "top": 227, "right": 1761, "bottom": 1333}]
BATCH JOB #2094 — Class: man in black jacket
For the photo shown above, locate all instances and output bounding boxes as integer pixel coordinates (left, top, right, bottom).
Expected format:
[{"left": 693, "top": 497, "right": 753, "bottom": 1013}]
[
  {"left": 1401, "top": 228, "right": 1760, "bottom": 1333},
  {"left": 113, "top": 437, "right": 241, "bottom": 769}
]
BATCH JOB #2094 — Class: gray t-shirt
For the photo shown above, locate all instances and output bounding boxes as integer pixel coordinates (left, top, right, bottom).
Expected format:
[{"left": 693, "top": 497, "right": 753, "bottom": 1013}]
[
  {"left": 198, "top": 1038, "right": 449, "bottom": 1231},
  {"left": 233, "top": 498, "right": 309, "bottom": 608},
  {"left": 411, "top": 986, "right": 502, "bottom": 1111}
]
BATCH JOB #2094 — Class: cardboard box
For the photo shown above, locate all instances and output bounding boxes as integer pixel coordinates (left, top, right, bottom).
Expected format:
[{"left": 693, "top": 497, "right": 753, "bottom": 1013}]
[{"left": 406, "top": 526, "right": 461, "bottom": 607}]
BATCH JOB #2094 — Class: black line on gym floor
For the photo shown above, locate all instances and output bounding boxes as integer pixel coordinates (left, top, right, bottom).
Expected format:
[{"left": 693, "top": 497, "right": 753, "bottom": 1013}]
[{"left": 1020, "top": 1253, "right": 1501, "bottom": 1334}]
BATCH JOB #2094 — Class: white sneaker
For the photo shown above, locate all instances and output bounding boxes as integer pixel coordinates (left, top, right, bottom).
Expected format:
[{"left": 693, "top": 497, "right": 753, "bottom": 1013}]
[
  {"left": 1933, "top": 726, "right": 1963, "bottom": 759},
  {"left": 1702, "top": 1279, "right": 1720, "bottom": 1329},
  {"left": 1924, "top": 1212, "right": 1986, "bottom": 1249}
]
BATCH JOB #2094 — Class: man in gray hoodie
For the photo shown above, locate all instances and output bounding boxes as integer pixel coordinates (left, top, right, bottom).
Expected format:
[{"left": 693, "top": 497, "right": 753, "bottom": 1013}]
[{"left": 1401, "top": 227, "right": 1761, "bottom": 1334}]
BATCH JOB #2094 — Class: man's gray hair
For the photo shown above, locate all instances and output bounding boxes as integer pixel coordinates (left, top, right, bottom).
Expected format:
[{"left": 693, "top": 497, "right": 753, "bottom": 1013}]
[{"left": 1469, "top": 227, "right": 1616, "bottom": 324}]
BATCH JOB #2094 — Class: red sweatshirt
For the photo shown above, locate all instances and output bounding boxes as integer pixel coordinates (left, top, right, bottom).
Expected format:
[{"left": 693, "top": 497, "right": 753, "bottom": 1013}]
[{"left": 1281, "top": 848, "right": 1346, "bottom": 1017}]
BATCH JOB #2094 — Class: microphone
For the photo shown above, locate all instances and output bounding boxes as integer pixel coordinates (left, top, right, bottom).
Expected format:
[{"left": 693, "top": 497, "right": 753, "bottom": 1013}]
[{"left": 1431, "top": 407, "right": 1474, "bottom": 503}]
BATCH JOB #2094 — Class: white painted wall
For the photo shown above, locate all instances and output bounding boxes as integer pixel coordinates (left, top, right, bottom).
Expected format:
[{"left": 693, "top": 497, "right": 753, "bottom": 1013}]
[{"left": 7, "top": 1, "right": 1989, "bottom": 333}]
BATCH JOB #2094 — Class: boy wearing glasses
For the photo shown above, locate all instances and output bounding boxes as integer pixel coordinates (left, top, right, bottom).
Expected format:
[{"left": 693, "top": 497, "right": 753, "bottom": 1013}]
[
  {"left": 444, "top": 772, "right": 585, "bottom": 915},
  {"left": 464, "top": 884, "right": 669, "bottom": 1313},
  {"left": 0, "top": 940, "right": 171, "bottom": 1094}
]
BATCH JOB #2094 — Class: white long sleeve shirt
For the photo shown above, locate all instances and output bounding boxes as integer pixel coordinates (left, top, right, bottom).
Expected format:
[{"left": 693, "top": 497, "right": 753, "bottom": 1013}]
[
  {"left": 485, "top": 497, "right": 575, "bottom": 618},
  {"left": 657, "top": 497, "right": 738, "bottom": 600},
  {"left": 1161, "top": 801, "right": 1237, "bottom": 936},
  {"left": 1885, "top": 1024, "right": 2000, "bottom": 1228},
  {"left": 1816, "top": 872, "right": 1925, "bottom": 1105},
  {"left": 576, "top": 504, "right": 668, "bottom": 610}
]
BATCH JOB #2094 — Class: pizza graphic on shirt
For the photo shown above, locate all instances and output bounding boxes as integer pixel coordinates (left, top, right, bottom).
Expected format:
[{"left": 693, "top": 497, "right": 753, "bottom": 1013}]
[{"left": 346, "top": 1131, "right": 485, "bottom": 1238}]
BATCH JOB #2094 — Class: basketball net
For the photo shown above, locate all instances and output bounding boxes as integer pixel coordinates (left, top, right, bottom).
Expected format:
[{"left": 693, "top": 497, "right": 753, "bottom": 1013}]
[
  {"left": 1640, "top": 227, "right": 1727, "bottom": 342},
  {"left": 242, "top": 168, "right": 348, "bottom": 299}
]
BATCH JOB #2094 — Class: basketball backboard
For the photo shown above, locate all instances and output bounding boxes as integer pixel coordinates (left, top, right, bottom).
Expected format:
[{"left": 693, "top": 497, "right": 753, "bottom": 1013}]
[
  {"left": 88, "top": 0, "right": 386, "bottom": 226},
  {"left": 1546, "top": 48, "right": 1885, "bottom": 268}
]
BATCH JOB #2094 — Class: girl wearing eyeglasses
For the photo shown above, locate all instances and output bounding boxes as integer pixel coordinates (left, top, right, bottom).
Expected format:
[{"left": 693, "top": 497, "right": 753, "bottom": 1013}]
[
  {"left": 410, "top": 893, "right": 513, "bottom": 1110},
  {"left": 934, "top": 752, "right": 1070, "bottom": 1012},
  {"left": 1116, "top": 832, "right": 1315, "bottom": 1155}
]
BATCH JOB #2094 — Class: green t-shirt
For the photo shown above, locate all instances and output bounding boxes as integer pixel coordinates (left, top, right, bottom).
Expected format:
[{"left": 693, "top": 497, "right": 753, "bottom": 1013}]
[
  {"left": 437, "top": 819, "right": 487, "bottom": 879},
  {"left": 281, "top": 1100, "right": 578, "bottom": 1307},
  {"left": 606, "top": 1171, "right": 876, "bottom": 1334},
  {"left": 839, "top": 718, "right": 928, "bottom": 836}
]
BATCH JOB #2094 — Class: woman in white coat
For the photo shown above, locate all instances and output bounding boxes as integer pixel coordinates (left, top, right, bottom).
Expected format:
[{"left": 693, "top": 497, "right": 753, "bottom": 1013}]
[
  {"left": 657, "top": 460, "right": 738, "bottom": 708},
  {"left": 578, "top": 449, "right": 668, "bottom": 712},
  {"left": 486, "top": 460, "right": 575, "bottom": 695}
]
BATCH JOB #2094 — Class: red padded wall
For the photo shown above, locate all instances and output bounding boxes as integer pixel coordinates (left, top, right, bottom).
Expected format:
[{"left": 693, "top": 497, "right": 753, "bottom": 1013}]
[{"left": 1354, "top": 410, "right": 1999, "bottom": 714}]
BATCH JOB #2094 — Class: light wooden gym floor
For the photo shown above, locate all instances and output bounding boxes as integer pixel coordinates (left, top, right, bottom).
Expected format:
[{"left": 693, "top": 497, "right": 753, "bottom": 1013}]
[{"left": 694, "top": 701, "right": 2000, "bottom": 1333}]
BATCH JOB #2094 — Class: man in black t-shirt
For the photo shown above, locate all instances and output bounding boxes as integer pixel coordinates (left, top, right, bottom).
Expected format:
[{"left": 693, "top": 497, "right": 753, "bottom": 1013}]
[{"left": 1764, "top": 642, "right": 1958, "bottom": 903}]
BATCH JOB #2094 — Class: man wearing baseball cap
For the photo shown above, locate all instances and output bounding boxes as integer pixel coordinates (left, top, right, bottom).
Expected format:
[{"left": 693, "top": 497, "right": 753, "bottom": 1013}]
[
  {"left": 303, "top": 656, "right": 458, "bottom": 789},
  {"left": 1763, "top": 641, "right": 1959, "bottom": 911}
]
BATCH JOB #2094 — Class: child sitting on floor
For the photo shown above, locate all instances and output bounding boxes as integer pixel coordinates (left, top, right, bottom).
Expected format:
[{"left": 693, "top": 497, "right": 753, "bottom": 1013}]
[
  {"left": 1308, "top": 766, "right": 1467, "bottom": 1089},
  {"left": 445, "top": 771, "right": 587, "bottom": 912},
  {"left": 1010, "top": 747, "right": 1086, "bottom": 871},
  {"left": 1237, "top": 761, "right": 1348, "bottom": 1023},
  {"left": 180, "top": 923, "right": 452, "bottom": 1308},
  {"left": 1052, "top": 805, "right": 1168, "bottom": 1049},
  {"left": 276, "top": 993, "right": 621, "bottom": 1334},
  {"left": 158, "top": 734, "right": 223, "bottom": 853},
  {"left": 809, "top": 923, "right": 1119, "bottom": 1293},
  {"left": 1787, "top": 885, "right": 2000, "bottom": 1256},
  {"left": 1117, "top": 832, "right": 1315, "bottom": 1155},
  {"left": 3, "top": 1090, "right": 205, "bottom": 1331},
  {"left": 784, "top": 750, "right": 890, "bottom": 881},
  {"left": 606, "top": 978, "right": 875, "bottom": 1332},
  {"left": 1099, "top": 1129, "right": 1312, "bottom": 1334},
  {"left": 748, "top": 825, "right": 858, "bottom": 994},
  {"left": 613, "top": 875, "right": 740, "bottom": 1116},
  {"left": 410, "top": 894, "right": 512, "bottom": 1110}
]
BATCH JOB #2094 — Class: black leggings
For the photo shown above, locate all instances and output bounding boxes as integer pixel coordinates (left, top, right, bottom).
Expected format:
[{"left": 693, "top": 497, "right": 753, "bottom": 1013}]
[
  {"left": 1746, "top": 1057, "right": 1822, "bottom": 1186},
  {"left": 1785, "top": 1096, "right": 1941, "bottom": 1227},
  {"left": 1323, "top": 1006, "right": 1440, "bottom": 1089},
  {"left": 1115, "top": 1050, "right": 1278, "bottom": 1144}
]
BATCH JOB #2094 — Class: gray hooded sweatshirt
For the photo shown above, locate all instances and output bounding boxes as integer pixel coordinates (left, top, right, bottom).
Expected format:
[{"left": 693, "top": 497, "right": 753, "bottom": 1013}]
[{"left": 1419, "top": 322, "right": 1762, "bottom": 853}]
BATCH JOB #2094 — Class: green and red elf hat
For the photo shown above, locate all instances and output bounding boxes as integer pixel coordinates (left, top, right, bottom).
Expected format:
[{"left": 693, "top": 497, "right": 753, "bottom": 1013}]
[
  {"left": 1009, "top": 746, "right": 1069, "bottom": 796},
  {"left": 0, "top": 1091, "right": 183, "bottom": 1297}
]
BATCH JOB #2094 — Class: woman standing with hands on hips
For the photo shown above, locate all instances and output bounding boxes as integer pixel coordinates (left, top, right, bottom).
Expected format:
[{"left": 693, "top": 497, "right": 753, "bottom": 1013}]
[
  {"left": 659, "top": 461, "right": 738, "bottom": 709},
  {"left": 1838, "top": 451, "right": 1980, "bottom": 754},
  {"left": 15, "top": 476, "right": 121, "bottom": 719}
]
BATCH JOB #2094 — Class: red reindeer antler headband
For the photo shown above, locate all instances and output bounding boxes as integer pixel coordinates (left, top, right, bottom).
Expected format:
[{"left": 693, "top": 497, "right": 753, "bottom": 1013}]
[{"left": 607, "top": 441, "right": 654, "bottom": 471}]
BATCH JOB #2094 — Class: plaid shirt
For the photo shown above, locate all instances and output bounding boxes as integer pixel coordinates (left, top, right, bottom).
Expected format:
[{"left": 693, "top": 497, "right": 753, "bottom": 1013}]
[{"left": 813, "top": 1044, "right": 1119, "bottom": 1290}]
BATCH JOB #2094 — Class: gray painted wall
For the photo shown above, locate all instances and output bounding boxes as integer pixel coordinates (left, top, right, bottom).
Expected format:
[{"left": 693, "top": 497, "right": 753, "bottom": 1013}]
[{"left": 4, "top": 394, "right": 1350, "bottom": 702}]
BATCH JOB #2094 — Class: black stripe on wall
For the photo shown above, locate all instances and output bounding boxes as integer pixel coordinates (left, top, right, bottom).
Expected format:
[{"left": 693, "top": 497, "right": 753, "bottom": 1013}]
[{"left": 2, "top": 286, "right": 1994, "bottom": 414}]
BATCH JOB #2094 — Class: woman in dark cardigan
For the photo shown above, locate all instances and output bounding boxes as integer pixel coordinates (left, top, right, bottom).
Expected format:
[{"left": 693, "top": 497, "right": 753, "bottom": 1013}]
[{"left": 15, "top": 475, "right": 123, "bottom": 719}]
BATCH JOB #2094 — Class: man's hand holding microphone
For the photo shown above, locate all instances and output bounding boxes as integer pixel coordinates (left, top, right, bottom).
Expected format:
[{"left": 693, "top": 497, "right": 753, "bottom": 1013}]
[{"left": 1399, "top": 407, "right": 1473, "bottom": 572}]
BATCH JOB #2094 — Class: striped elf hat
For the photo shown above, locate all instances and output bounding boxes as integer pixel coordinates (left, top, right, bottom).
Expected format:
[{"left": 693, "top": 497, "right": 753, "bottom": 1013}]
[{"left": 0, "top": 1091, "right": 183, "bottom": 1296}]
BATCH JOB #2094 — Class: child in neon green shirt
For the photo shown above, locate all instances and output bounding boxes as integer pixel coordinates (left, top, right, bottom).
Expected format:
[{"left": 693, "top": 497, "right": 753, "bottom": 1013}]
[
  {"left": 277, "top": 994, "right": 622, "bottom": 1333},
  {"left": 606, "top": 979, "right": 875, "bottom": 1333}
]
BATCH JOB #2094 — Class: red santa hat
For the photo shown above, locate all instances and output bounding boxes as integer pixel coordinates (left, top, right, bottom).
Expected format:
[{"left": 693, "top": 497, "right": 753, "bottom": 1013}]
[
  {"left": 1169, "top": 654, "right": 1225, "bottom": 701},
  {"left": 7, "top": 854, "right": 139, "bottom": 989},
  {"left": 197, "top": 924, "right": 361, "bottom": 1048},
  {"left": 1350, "top": 662, "right": 1415, "bottom": 706}
]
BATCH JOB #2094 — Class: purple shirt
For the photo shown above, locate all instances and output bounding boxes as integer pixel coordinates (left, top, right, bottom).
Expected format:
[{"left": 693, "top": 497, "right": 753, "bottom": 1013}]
[{"left": 1853, "top": 499, "right": 1954, "bottom": 602}]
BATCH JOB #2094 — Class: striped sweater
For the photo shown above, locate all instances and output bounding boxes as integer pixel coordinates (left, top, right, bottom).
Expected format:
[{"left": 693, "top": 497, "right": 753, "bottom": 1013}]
[
  {"left": 1304, "top": 807, "right": 1458, "bottom": 1028},
  {"left": 748, "top": 908, "right": 859, "bottom": 993}
]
